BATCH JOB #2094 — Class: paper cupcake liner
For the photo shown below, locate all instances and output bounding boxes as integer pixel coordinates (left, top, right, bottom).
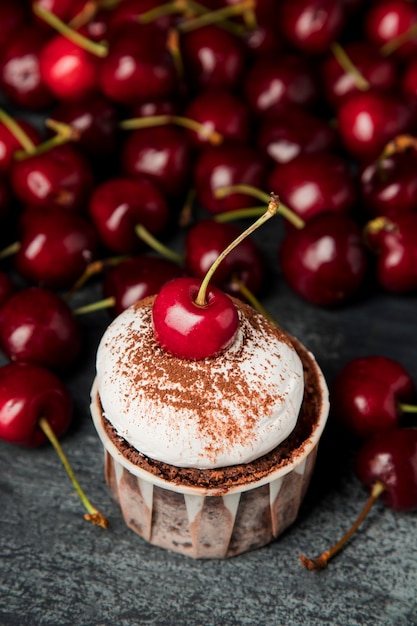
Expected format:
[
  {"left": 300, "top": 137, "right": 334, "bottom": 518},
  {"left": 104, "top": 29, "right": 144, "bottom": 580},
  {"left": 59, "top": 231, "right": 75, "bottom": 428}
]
[{"left": 103, "top": 444, "right": 318, "bottom": 558}]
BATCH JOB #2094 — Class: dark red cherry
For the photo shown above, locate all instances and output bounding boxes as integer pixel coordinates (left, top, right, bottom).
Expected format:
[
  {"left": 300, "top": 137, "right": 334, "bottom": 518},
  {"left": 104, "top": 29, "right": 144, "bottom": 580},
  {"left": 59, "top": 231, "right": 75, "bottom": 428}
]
[
  {"left": 279, "top": 212, "right": 368, "bottom": 306},
  {"left": 321, "top": 41, "right": 397, "bottom": 109},
  {"left": 183, "top": 89, "right": 252, "bottom": 147},
  {"left": 401, "top": 56, "right": 417, "bottom": 100},
  {"left": 103, "top": 255, "right": 185, "bottom": 316},
  {"left": 0, "top": 117, "right": 41, "bottom": 173},
  {"left": 268, "top": 152, "right": 356, "bottom": 222},
  {"left": 180, "top": 25, "right": 247, "bottom": 91},
  {"left": 258, "top": 107, "right": 338, "bottom": 165},
  {"left": 194, "top": 144, "right": 267, "bottom": 215},
  {"left": 243, "top": 54, "right": 320, "bottom": 117},
  {"left": 152, "top": 277, "right": 239, "bottom": 360},
  {"left": 0, "top": 287, "right": 81, "bottom": 370},
  {"left": 331, "top": 356, "right": 416, "bottom": 439},
  {"left": 337, "top": 91, "right": 414, "bottom": 162},
  {"left": 0, "top": 1, "right": 29, "bottom": 53},
  {"left": 364, "top": 213, "right": 417, "bottom": 293},
  {"left": 360, "top": 148, "right": 417, "bottom": 218},
  {"left": 0, "top": 361, "right": 72, "bottom": 447},
  {"left": 108, "top": 0, "right": 178, "bottom": 34},
  {"left": 39, "top": 34, "right": 101, "bottom": 101},
  {"left": 121, "top": 126, "right": 193, "bottom": 198},
  {"left": 10, "top": 144, "right": 94, "bottom": 213},
  {"left": 0, "top": 271, "right": 15, "bottom": 308},
  {"left": 356, "top": 428, "right": 417, "bottom": 511},
  {"left": 99, "top": 23, "right": 177, "bottom": 106},
  {"left": 184, "top": 219, "right": 264, "bottom": 297},
  {"left": 0, "top": 25, "right": 55, "bottom": 109},
  {"left": 88, "top": 176, "right": 169, "bottom": 254},
  {"left": 50, "top": 95, "right": 119, "bottom": 159},
  {"left": 0, "top": 174, "right": 11, "bottom": 220},
  {"left": 364, "top": 0, "right": 417, "bottom": 59},
  {"left": 279, "top": 0, "right": 345, "bottom": 55},
  {"left": 15, "top": 210, "right": 98, "bottom": 289}
]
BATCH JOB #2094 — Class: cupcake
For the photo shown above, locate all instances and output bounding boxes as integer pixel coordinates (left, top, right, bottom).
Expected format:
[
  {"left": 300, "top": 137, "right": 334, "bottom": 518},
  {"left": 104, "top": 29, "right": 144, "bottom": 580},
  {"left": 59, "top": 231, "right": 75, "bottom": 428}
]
[{"left": 90, "top": 289, "right": 329, "bottom": 558}]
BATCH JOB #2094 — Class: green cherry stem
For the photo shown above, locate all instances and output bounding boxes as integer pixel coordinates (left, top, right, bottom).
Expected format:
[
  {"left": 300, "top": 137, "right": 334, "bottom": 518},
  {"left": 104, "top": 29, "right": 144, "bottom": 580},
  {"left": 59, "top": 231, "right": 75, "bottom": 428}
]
[
  {"left": 300, "top": 481, "right": 385, "bottom": 571},
  {"left": 214, "top": 184, "right": 306, "bottom": 229},
  {"left": 14, "top": 119, "right": 80, "bottom": 161},
  {"left": 232, "top": 276, "right": 279, "bottom": 327},
  {"left": 120, "top": 114, "right": 223, "bottom": 146},
  {"left": 380, "top": 23, "right": 417, "bottom": 56},
  {"left": 38, "top": 417, "right": 108, "bottom": 528},
  {"left": 135, "top": 224, "right": 183, "bottom": 264},
  {"left": 137, "top": 0, "right": 192, "bottom": 23},
  {"left": 330, "top": 42, "right": 370, "bottom": 91},
  {"left": 0, "top": 241, "right": 21, "bottom": 260},
  {"left": 33, "top": 3, "right": 108, "bottom": 57},
  {"left": 214, "top": 206, "right": 266, "bottom": 223},
  {"left": 400, "top": 403, "right": 417, "bottom": 413},
  {"left": 195, "top": 193, "right": 280, "bottom": 306},
  {"left": 73, "top": 297, "right": 115, "bottom": 315},
  {"left": 0, "top": 109, "right": 37, "bottom": 155},
  {"left": 64, "top": 256, "right": 127, "bottom": 301},
  {"left": 177, "top": 0, "right": 253, "bottom": 33}
]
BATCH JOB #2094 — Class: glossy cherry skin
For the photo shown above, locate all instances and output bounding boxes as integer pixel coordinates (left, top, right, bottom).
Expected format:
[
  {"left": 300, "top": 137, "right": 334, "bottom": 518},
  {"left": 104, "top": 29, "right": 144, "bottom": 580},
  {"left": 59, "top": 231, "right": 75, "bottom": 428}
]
[
  {"left": 365, "top": 213, "right": 417, "bottom": 293},
  {"left": 0, "top": 287, "right": 81, "bottom": 370},
  {"left": 257, "top": 107, "right": 338, "bottom": 165},
  {"left": 180, "top": 25, "right": 247, "bottom": 91},
  {"left": 364, "top": 0, "right": 417, "bottom": 60},
  {"left": 10, "top": 144, "right": 94, "bottom": 213},
  {"left": 152, "top": 277, "right": 239, "bottom": 361},
  {"left": 320, "top": 41, "right": 397, "bottom": 110},
  {"left": 185, "top": 220, "right": 264, "bottom": 297},
  {"left": 360, "top": 150, "right": 417, "bottom": 218},
  {"left": 50, "top": 95, "right": 119, "bottom": 159},
  {"left": 0, "top": 26, "right": 55, "bottom": 110},
  {"left": 88, "top": 176, "right": 169, "bottom": 254},
  {"left": 243, "top": 54, "right": 319, "bottom": 117},
  {"left": 15, "top": 210, "right": 98, "bottom": 289},
  {"left": 279, "top": 213, "right": 368, "bottom": 307},
  {"left": 121, "top": 126, "right": 193, "bottom": 198},
  {"left": 39, "top": 35, "right": 100, "bottom": 101},
  {"left": 337, "top": 91, "right": 414, "bottom": 162},
  {"left": 356, "top": 428, "right": 417, "bottom": 511},
  {"left": 103, "top": 255, "right": 185, "bottom": 316},
  {"left": 0, "top": 362, "right": 72, "bottom": 448},
  {"left": 194, "top": 144, "right": 267, "bottom": 215},
  {"left": 0, "top": 118, "right": 41, "bottom": 174},
  {"left": 183, "top": 89, "right": 252, "bottom": 147},
  {"left": 331, "top": 356, "right": 416, "bottom": 439},
  {"left": 279, "top": 0, "right": 345, "bottom": 55},
  {"left": 268, "top": 152, "right": 356, "bottom": 223},
  {"left": 99, "top": 23, "right": 176, "bottom": 106}
]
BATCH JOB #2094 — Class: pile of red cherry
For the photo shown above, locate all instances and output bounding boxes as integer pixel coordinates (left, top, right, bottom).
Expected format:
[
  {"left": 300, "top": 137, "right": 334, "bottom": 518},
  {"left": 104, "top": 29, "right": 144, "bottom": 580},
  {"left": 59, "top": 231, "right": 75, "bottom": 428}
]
[{"left": 0, "top": 0, "right": 416, "bottom": 564}]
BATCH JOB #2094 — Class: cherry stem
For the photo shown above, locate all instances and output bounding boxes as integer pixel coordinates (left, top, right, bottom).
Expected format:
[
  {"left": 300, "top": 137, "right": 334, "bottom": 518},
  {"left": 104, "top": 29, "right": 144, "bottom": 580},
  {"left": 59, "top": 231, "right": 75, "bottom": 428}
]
[
  {"left": 378, "top": 134, "right": 417, "bottom": 161},
  {"left": 177, "top": 0, "right": 253, "bottom": 33},
  {"left": 0, "top": 241, "right": 21, "bottom": 260},
  {"left": 14, "top": 119, "right": 80, "bottom": 161},
  {"left": 195, "top": 193, "right": 279, "bottom": 306},
  {"left": 214, "top": 206, "right": 266, "bottom": 223},
  {"left": 380, "top": 23, "right": 417, "bottom": 56},
  {"left": 178, "top": 188, "right": 196, "bottom": 227},
  {"left": 167, "top": 28, "right": 185, "bottom": 79},
  {"left": 120, "top": 114, "right": 223, "bottom": 146},
  {"left": 38, "top": 416, "right": 108, "bottom": 528},
  {"left": 137, "top": 0, "right": 193, "bottom": 24},
  {"left": 400, "top": 403, "right": 417, "bottom": 413},
  {"left": 300, "top": 481, "right": 385, "bottom": 571},
  {"left": 214, "top": 184, "right": 305, "bottom": 229},
  {"left": 0, "top": 109, "right": 37, "bottom": 155},
  {"left": 135, "top": 224, "right": 183, "bottom": 264},
  {"left": 32, "top": 3, "right": 108, "bottom": 58},
  {"left": 330, "top": 42, "right": 370, "bottom": 91},
  {"left": 73, "top": 296, "right": 115, "bottom": 315},
  {"left": 64, "top": 256, "right": 127, "bottom": 300},
  {"left": 232, "top": 276, "right": 279, "bottom": 327}
]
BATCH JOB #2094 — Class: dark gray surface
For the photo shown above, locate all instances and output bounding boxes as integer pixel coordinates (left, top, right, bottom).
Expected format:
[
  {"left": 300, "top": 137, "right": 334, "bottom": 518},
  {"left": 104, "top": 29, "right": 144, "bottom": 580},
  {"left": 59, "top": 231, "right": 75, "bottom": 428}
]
[{"left": 1, "top": 222, "right": 417, "bottom": 626}]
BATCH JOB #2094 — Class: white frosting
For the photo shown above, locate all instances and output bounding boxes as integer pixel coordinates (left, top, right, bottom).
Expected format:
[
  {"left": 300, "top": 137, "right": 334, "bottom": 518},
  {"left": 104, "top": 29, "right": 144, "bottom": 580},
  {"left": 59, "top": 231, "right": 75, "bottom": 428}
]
[{"left": 95, "top": 298, "right": 304, "bottom": 469}]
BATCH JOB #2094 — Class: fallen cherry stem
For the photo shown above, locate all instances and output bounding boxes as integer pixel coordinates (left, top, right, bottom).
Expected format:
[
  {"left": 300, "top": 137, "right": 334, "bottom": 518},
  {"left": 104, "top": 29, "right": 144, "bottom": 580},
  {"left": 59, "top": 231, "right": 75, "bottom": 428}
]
[
  {"left": 300, "top": 481, "right": 385, "bottom": 570},
  {"left": 135, "top": 224, "right": 183, "bottom": 264},
  {"left": 73, "top": 296, "right": 115, "bottom": 315},
  {"left": 38, "top": 416, "right": 108, "bottom": 528},
  {"left": 400, "top": 403, "right": 417, "bottom": 413}
]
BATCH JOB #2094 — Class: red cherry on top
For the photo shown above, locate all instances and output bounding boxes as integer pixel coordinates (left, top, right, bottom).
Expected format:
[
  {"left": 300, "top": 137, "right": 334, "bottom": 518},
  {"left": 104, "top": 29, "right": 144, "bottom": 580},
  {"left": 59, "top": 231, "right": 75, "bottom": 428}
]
[
  {"left": 0, "top": 361, "right": 72, "bottom": 447},
  {"left": 152, "top": 277, "right": 239, "bottom": 361},
  {"left": 153, "top": 195, "right": 279, "bottom": 360},
  {"left": 331, "top": 356, "right": 416, "bottom": 439}
]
